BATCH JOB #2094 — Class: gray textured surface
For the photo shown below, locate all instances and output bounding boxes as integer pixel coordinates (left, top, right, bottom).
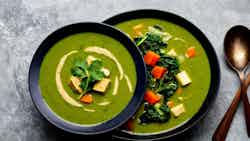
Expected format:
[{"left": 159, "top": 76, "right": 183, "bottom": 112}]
[{"left": 0, "top": 0, "right": 250, "bottom": 140}]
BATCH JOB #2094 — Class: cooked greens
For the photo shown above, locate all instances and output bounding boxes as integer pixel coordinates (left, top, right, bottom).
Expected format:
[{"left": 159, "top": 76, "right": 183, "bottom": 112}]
[
  {"left": 134, "top": 26, "right": 180, "bottom": 123},
  {"left": 140, "top": 103, "right": 170, "bottom": 123}
]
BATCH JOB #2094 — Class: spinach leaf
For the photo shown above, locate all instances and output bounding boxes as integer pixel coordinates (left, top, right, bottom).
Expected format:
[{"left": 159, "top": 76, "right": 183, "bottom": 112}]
[{"left": 139, "top": 103, "right": 170, "bottom": 123}]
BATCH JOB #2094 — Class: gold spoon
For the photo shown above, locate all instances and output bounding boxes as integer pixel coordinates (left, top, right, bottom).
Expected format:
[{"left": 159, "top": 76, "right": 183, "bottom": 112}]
[{"left": 213, "top": 25, "right": 250, "bottom": 141}]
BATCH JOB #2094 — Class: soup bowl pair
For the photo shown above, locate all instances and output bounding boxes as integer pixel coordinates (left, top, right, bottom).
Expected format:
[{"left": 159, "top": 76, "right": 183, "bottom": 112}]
[{"left": 29, "top": 10, "right": 220, "bottom": 140}]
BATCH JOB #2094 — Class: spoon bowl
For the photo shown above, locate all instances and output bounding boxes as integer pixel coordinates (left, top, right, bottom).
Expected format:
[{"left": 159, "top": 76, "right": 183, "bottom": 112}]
[{"left": 224, "top": 25, "right": 250, "bottom": 71}]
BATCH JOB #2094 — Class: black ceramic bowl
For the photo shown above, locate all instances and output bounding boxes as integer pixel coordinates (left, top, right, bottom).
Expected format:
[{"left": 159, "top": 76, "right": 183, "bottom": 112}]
[
  {"left": 28, "top": 22, "right": 146, "bottom": 135},
  {"left": 103, "top": 9, "right": 220, "bottom": 140}
]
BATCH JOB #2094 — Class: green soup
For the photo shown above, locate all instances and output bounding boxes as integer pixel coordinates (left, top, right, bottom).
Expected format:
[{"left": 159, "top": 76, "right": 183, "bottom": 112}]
[
  {"left": 115, "top": 19, "right": 211, "bottom": 134},
  {"left": 39, "top": 32, "right": 136, "bottom": 125}
]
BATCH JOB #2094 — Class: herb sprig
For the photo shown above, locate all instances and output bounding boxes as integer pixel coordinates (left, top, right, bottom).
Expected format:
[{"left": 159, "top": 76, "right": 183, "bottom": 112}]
[{"left": 71, "top": 59, "right": 105, "bottom": 98}]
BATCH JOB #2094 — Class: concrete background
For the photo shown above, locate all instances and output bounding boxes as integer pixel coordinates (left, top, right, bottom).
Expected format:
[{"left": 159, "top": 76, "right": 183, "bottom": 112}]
[{"left": 0, "top": 0, "right": 250, "bottom": 140}]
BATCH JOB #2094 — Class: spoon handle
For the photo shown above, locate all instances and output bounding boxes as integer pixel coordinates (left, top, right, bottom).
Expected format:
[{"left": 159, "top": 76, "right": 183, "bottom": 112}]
[
  {"left": 241, "top": 76, "right": 250, "bottom": 137},
  {"left": 212, "top": 73, "right": 250, "bottom": 141}
]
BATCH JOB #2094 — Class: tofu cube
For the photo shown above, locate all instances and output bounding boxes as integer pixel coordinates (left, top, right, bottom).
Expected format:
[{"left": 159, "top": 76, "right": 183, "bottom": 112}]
[
  {"left": 101, "top": 68, "right": 110, "bottom": 77},
  {"left": 175, "top": 71, "right": 192, "bottom": 86},
  {"left": 86, "top": 55, "right": 97, "bottom": 65},
  {"left": 167, "top": 49, "right": 177, "bottom": 57},
  {"left": 170, "top": 104, "right": 186, "bottom": 117},
  {"left": 69, "top": 76, "right": 83, "bottom": 94},
  {"left": 93, "top": 78, "right": 111, "bottom": 93}
]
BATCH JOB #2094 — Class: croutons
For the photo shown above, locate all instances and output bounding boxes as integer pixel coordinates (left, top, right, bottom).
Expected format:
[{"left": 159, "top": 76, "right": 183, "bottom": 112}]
[
  {"left": 93, "top": 78, "right": 111, "bottom": 93},
  {"left": 175, "top": 71, "right": 192, "bottom": 86},
  {"left": 170, "top": 104, "right": 185, "bottom": 117},
  {"left": 69, "top": 76, "right": 83, "bottom": 94},
  {"left": 101, "top": 68, "right": 110, "bottom": 77},
  {"left": 86, "top": 55, "right": 97, "bottom": 65}
]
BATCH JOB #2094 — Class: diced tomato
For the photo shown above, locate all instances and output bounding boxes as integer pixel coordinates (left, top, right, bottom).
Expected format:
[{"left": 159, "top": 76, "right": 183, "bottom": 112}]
[
  {"left": 144, "top": 90, "right": 161, "bottom": 105},
  {"left": 151, "top": 66, "right": 167, "bottom": 79},
  {"left": 144, "top": 51, "right": 160, "bottom": 66},
  {"left": 167, "top": 101, "right": 174, "bottom": 108},
  {"left": 185, "top": 47, "right": 196, "bottom": 58},
  {"left": 80, "top": 94, "right": 93, "bottom": 104}
]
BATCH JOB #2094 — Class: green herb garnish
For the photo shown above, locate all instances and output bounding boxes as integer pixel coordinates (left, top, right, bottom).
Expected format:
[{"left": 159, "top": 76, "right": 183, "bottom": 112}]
[{"left": 71, "top": 59, "right": 105, "bottom": 98}]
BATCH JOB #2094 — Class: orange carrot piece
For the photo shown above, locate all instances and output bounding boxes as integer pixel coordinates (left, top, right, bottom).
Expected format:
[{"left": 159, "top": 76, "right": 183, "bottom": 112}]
[
  {"left": 151, "top": 66, "right": 167, "bottom": 79},
  {"left": 144, "top": 51, "right": 160, "bottom": 66},
  {"left": 80, "top": 94, "right": 93, "bottom": 104},
  {"left": 132, "top": 24, "right": 144, "bottom": 30},
  {"left": 133, "top": 24, "right": 144, "bottom": 37},
  {"left": 144, "top": 90, "right": 161, "bottom": 105},
  {"left": 167, "top": 101, "right": 174, "bottom": 108},
  {"left": 185, "top": 47, "right": 196, "bottom": 58},
  {"left": 176, "top": 87, "right": 183, "bottom": 94},
  {"left": 124, "top": 118, "right": 134, "bottom": 131},
  {"left": 134, "top": 30, "right": 143, "bottom": 36}
]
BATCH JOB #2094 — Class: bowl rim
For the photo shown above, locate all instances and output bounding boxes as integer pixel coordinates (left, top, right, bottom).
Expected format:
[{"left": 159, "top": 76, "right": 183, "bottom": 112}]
[
  {"left": 28, "top": 22, "right": 147, "bottom": 135},
  {"left": 103, "top": 9, "right": 221, "bottom": 140}
]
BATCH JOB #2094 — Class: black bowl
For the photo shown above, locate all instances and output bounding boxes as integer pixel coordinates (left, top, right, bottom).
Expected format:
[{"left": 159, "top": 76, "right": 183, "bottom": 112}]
[
  {"left": 103, "top": 9, "right": 221, "bottom": 140},
  {"left": 28, "top": 22, "right": 147, "bottom": 135}
]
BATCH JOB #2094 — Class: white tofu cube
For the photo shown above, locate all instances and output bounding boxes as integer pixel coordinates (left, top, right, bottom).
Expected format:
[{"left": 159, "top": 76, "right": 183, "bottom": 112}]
[
  {"left": 167, "top": 49, "right": 177, "bottom": 57},
  {"left": 101, "top": 68, "right": 110, "bottom": 77},
  {"left": 93, "top": 78, "right": 111, "bottom": 93},
  {"left": 86, "top": 55, "right": 97, "bottom": 65},
  {"left": 69, "top": 76, "right": 83, "bottom": 94},
  {"left": 175, "top": 71, "right": 192, "bottom": 86},
  {"left": 171, "top": 104, "right": 186, "bottom": 117}
]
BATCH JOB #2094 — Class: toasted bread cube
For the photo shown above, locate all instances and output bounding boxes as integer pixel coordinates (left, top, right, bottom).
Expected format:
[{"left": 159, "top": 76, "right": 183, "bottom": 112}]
[
  {"left": 69, "top": 76, "right": 83, "bottom": 94},
  {"left": 175, "top": 71, "right": 192, "bottom": 86},
  {"left": 101, "top": 68, "right": 110, "bottom": 77},
  {"left": 167, "top": 49, "right": 177, "bottom": 57},
  {"left": 93, "top": 78, "right": 111, "bottom": 93},
  {"left": 86, "top": 55, "right": 97, "bottom": 65},
  {"left": 170, "top": 104, "right": 185, "bottom": 117}
]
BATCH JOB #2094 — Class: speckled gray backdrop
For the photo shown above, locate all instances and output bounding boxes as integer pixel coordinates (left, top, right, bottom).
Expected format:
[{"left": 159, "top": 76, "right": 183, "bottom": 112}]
[{"left": 0, "top": 0, "right": 250, "bottom": 141}]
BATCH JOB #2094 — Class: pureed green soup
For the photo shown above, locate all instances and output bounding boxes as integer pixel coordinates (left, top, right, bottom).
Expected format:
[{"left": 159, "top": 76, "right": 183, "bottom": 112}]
[
  {"left": 115, "top": 19, "right": 211, "bottom": 134},
  {"left": 39, "top": 32, "right": 136, "bottom": 125}
]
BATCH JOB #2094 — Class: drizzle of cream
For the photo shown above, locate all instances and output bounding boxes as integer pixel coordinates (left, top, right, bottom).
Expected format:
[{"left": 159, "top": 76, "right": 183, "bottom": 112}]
[
  {"left": 112, "top": 76, "right": 119, "bottom": 95},
  {"left": 97, "top": 101, "right": 111, "bottom": 106},
  {"left": 124, "top": 74, "right": 133, "bottom": 92},
  {"left": 83, "top": 108, "right": 95, "bottom": 112},
  {"left": 55, "top": 50, "right": 83, "bottom": 107},
  {"left": 84, "top": 46, "right": 124, "bottom": 80}
]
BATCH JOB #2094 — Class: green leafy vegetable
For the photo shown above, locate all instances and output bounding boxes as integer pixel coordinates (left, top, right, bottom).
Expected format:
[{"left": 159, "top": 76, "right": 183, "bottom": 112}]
[
  {"left": 135, "top": 33, "right": 167, "bottom": 55},
  {"left": 133, "top": 25, "right": 180, "bottom": 123},
  {"left": 71, "top": 59, "right": 105, "bottom": 98},
  {"left": 139, "top": 103, "right": 170, "bottom": 123}
]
